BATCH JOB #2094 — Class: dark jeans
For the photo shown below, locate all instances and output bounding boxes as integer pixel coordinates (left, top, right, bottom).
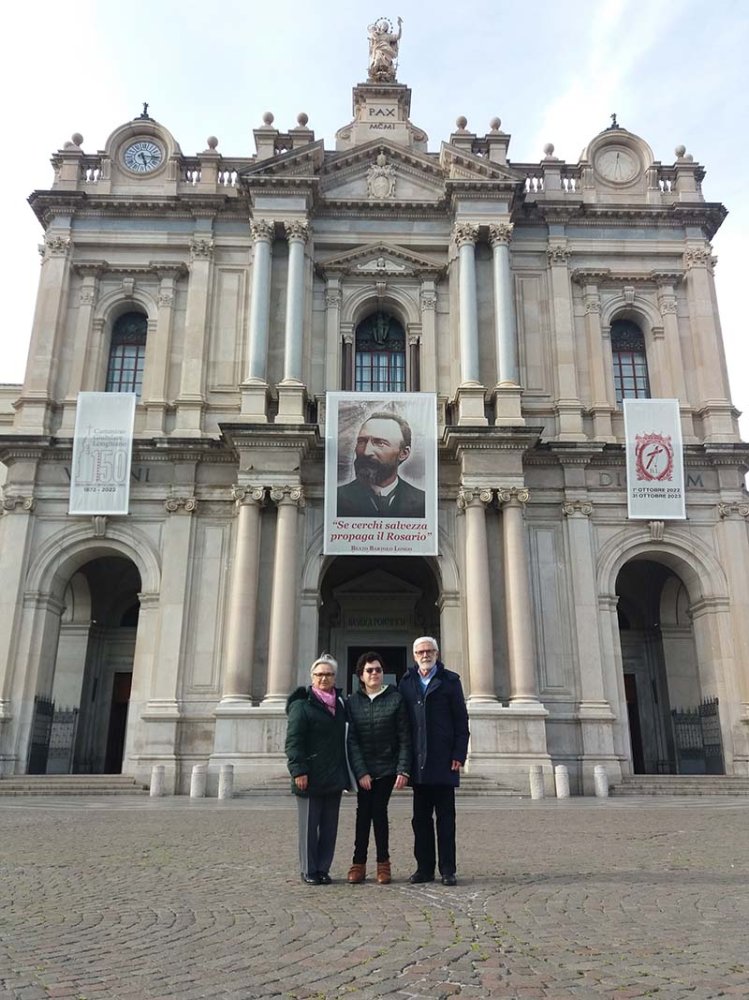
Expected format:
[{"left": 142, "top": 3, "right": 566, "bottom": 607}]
[
  {"left": 297, "top": 791, "right": 342, "bottom": 877},
  {"left": 411, "top": 783, "right": 457, "bottom": 877},
  {"left": 352, "top": 774, "right": 397, "bottom": 864}
]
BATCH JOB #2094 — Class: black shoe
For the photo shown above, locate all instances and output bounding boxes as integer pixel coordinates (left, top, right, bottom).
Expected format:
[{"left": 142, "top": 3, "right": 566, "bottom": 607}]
[
  {"left": 409, "top": 870, "right": 435, "bottom": 884},
  {"left": 301, "top": 873, "right": 321, "bottom": 884},
  {"left": 441, "top": 874, "right": 457, "bottom": 886},
  {"left": 317, "top": 872, "right": 332, "bottom": 884}
]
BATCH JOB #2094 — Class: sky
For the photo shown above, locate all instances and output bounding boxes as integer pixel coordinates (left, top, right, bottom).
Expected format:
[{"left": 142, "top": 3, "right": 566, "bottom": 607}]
[{"left": 2, "top": 0, "right": 747, "bottom": 431}]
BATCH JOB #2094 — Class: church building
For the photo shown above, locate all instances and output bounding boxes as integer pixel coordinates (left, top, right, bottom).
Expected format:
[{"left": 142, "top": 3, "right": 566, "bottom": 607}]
[{"left": 1, "top": 20, "right": 748, "bottom": 794}]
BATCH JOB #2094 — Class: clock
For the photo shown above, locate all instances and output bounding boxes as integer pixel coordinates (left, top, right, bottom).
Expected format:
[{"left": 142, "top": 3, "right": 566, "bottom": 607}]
[
  {"left": 122, "top": 139, "right": 164, "bottom": 174},
  {"left": 594, "top": 146, "right": 640, "bottom": 184}
]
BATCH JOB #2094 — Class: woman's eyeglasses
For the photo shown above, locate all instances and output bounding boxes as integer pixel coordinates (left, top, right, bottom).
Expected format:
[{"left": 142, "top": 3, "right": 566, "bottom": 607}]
[{"left": 313, "top": 672, "right": 335, "bottom": 678}]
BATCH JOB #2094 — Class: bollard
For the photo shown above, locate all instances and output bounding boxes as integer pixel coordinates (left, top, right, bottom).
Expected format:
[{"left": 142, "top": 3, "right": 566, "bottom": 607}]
[
  {"left": 554, "top": 764, "right": 570, "bottom": 799},
  {"left": 529, "top": 764, "right": 545, "bottom": 800},
  {"left": 149, "top": 764, "right": 165, "bottom": 797},
  {"left": 218, "top": 763, "right": 234, "bottom": 800},
  {"left": 594, "top": 764, "right": 609, "bottom": 798},
  {"left": 190, "top": 763, "right": 207, "bottom": 799}
]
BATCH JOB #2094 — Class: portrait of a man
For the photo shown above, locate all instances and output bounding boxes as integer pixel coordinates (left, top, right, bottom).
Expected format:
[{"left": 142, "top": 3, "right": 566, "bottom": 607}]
[{"left": 337, "top": 411, "right": 425, "bottom": 518}]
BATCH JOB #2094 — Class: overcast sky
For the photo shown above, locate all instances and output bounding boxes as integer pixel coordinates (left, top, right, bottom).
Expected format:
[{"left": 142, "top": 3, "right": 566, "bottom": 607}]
[{"left": 3, "top": 0, "right": 747, "bottom": 431}]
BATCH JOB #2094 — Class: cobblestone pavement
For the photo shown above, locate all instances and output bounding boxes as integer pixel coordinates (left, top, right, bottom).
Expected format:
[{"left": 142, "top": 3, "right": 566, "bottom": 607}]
[{"left": 1, "top": 793, "right": 748, "bottom": 1000}]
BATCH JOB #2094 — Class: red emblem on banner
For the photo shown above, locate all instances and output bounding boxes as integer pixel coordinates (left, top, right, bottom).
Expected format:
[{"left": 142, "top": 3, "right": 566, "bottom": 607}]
[{"left": 634, "top": 432, "right": 674, "bottom": 481}]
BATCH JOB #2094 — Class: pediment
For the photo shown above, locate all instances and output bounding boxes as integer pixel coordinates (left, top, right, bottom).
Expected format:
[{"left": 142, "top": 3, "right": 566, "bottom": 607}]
[
  {"left": 240, "top": 139, "right": 326, "bottom": 182},
  {"left": 439, "top": 142, "right": 521, "bottom": 186},
  {"left": 316, "top": 242, "right": 444, "bottom": 279},
  {"left": 320, "top": 140, "right": 446, "bottom": 205}
]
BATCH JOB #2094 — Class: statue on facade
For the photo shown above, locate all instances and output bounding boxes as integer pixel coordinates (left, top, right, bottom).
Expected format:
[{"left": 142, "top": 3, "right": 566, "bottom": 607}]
[{"left": 367, "top": 17, "right": 403, "bottom": 82}]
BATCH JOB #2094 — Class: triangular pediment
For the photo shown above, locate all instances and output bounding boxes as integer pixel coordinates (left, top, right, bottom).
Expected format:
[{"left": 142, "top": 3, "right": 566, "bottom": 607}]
[
  {"left": 316, "top": 241, "right": 444, "bottom": 279},
  {"left": 240, "top": 139, "right": 326, "bottom": 182},
  {"left": 320, "top": 140, "right": 446, "bottom": 206},
  {"left": 439, "top": 142, "right": 521, "bottom": 186}
]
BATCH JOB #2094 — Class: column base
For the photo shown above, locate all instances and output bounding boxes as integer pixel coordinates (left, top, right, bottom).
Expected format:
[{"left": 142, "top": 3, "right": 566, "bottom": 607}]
[
  {"left": 275, "top": 380, "right": 308, "bottom": 424},
  {"left": 466, "top": 701, "right": 553, "bottom": 794},
  {"left": 555, "top": 400, "right": 586, "bottom": 441},
  {"left": 240, "top": 379, "right": 271, "bottom": 422},
  {"left": 210, "top": 702, "right": 290, "bottom": 794},
  {"left": 173, "top": 397, "right": 205, "bottom": 435},
  {"left": 454, "top": 383, "right": 488, "bottom": 426},
  {"left": 492, "top": 382, "right": 525, "bottom": 426}
]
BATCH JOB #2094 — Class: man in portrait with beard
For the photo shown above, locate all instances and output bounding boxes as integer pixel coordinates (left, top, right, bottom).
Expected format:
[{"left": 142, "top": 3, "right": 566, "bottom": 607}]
[{"left": 336, "top": 411, "right": 426, "bottom": 518}]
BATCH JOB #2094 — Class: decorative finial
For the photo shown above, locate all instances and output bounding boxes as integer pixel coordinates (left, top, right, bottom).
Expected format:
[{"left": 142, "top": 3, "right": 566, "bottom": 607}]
[
  {"left": 206, "top": 136, "right": 218, "bottom": 150},
  {"left": 489, "top": 117, "right": 502, "bottom": 132},
  {"left": 674, "top": 144, "right": 686, "bottom": 159},
  {"left": 262, "top": 112, "right": 274, "bottom": 126},
  {"left": 543, "top": 143, "right": 555, "bottom": 158},
  {"left": 455, "top": 115, "right": 468, "bottom": 131},
  {"left": 296, "top": 112, "right": 309, "bottom": 127},
  {"left": 139, "top": 102, "right": 151, "bottom": 120}
]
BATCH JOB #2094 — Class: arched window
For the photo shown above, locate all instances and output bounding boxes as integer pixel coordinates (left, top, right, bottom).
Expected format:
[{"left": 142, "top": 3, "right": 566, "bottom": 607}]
[
  {"left": 611, "top": 319, "right": 650, "bottom": 405},
  {"left": 106, "top": 312, "right": 147, "bottom": 396},
  {"left": 354, "top": 311, "right": 406, "bottom": 392}
]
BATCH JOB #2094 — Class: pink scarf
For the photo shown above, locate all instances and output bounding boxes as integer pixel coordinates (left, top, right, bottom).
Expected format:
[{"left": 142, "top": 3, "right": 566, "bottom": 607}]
[{"left": 311, "top": 686, "right": 337, "bottom": 716}]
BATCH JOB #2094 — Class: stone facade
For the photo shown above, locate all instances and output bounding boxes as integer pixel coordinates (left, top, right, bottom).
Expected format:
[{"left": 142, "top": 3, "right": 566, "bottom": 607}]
[{"left": 1, "top": 36, "right": 748, "bottom": 794}]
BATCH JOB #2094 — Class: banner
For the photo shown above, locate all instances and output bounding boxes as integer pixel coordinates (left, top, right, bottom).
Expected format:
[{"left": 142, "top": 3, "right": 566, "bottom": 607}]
[
  {"left": 324, "top": 392, "right": 438, "bottom": 555},
  {"left": 624, "top": 398, "right": 685, "bottom": 520},
  {"left": 69, "top": 392, "right": 136, "bottom": 515}
]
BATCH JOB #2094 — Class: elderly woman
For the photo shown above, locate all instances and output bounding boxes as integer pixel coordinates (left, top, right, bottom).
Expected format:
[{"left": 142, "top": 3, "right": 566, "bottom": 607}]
[
  {"left": 346, "top": 651, "right": 411, "bottom": 885},
  {"left": 285, "top": 653, "right": 348, "bottom": 885}
]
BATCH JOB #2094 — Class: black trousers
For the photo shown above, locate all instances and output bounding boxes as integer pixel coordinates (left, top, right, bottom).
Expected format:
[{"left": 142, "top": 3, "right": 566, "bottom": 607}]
[
  {"left": 352, "top": 774, "right": 396, "bottom": 864},
  {"left": 411, "top": 783, "right": 456, "bottom": 877},
  {"left": 296, "top": 791, "right": 342, "bottom": 877}
]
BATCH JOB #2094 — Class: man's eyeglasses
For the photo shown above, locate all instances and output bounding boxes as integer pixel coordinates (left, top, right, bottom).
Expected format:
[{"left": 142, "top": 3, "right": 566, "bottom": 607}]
[
  {"left": 364, "top": 666, "right": 383, "bottom": 673},
  {"left": 313, "top": 672, "right": 335, "bottom": 678},
  {"left": 415, "top": 649, "right": 436, "bottom": 657}
]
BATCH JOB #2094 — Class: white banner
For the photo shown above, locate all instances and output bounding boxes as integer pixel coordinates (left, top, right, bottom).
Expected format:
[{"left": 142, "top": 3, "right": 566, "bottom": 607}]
[
  {"left": 69, "top": 393, "right": 136, "bottom": 515},
  {"left": 324, "top": 392, "right": 438, "bottom": 556},
  {"left": 624, "top": 398, "right": 685, "bottom": 520}
]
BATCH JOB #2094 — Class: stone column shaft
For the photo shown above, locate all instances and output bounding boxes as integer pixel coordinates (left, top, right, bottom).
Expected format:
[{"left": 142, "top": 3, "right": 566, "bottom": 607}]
[
  {"left": 490, "top": 224, "right": 518, "bottom": 384},
  {"left": 456, "top": 224, "right": 480, "bottom": 383},
  {"left": 282, "top": 222, "right": 308, "bottom": 382},
  {"left": 221, "top": 488, "right": 264, "bottom": 702},
  {"left": 547, "top": 243, "right": 583, "bottom": 438},
  {"left": 178, "top": 240, "right": 213, "bottom": 402},
  {"left": 67, "top": 269, "right": 100, "bottom": 399},
  {"left": 264, "top": 488, "right": 303, "bottom": 702},
  {"left": 247, "top": 221, "right": 274, "bottom": 381},
  {"left": 500, "top": 489, "right": 540, "bottom": 703},
  {"left": 459, "top": 489, "right": 497, "bottom": 701}
]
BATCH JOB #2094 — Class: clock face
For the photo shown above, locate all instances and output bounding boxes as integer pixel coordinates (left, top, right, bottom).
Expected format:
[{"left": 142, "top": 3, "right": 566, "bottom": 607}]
[
  {"left": 122, "top": 139, "right": 164, "bottom": 174},
  {"left": 595, "top": 147, "right": 640, "bottom": 184}
]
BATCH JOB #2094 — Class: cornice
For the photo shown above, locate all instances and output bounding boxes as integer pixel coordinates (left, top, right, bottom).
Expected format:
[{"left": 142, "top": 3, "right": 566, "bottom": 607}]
[{"left": 518, "top": 200, "right": 727, "bottom": 239}]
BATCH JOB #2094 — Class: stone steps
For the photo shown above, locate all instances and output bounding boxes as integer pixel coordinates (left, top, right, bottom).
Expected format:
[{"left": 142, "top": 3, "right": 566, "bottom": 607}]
[
  {"left": 0, "top": 774, "right": 149, "bottom": 796},
  {"left": 611, "top": 775, "right": 749, "bottom": 796},
  {"left": 237, "top": 774, "right": 519, "bottom": 796}
]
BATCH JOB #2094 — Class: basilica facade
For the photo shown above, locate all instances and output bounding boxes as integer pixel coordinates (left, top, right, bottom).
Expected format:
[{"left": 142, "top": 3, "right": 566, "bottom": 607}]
[{"left": 1, "top": 28, "right": 748, "bottom": 794}]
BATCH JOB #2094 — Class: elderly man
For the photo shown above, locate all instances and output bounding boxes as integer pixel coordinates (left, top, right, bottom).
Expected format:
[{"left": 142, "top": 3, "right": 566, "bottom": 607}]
[
  {"left": 336, "top": 411, "right": 425, "bottom": 518},
  {"left": 398, "top": 636, "right": 470, "bottom": 886}
]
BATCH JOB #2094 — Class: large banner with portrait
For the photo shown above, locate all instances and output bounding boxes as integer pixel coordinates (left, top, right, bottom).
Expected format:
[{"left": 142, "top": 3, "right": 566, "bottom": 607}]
[
  {"left": 324, "top": 392, "right": 438, "bottom": 556},
  {"left": 624, "top": 398, "right": 686, "bottom": 520},
  {"left": 69, "top": 392, "right": 136, "bottom": 515}
]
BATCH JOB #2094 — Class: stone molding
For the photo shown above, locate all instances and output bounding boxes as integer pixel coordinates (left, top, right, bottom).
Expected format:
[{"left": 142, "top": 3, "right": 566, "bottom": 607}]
[
  {"left": 92, "top": 515, "right": 108, "bottom": 537},
  {"left": 648, "top": 520, "right": 665, "bottom": 541}
]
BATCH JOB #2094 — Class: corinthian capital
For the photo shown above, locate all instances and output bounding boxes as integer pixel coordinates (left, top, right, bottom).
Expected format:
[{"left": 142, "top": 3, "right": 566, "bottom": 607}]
[
  {"left": 497, "top": 486, "right": 530, "bottom": 506},
  {"left": 251, "top": 219, "right": 275, "bottom": 242},
  {"left": 284, "top": 220, "right": 310, "bottom": 243},
  {"left": 190, "top": 238, "right": 214, "bottom": 260},
  {"left": 684, "top": 245, "right": 716, "bottom": 272},
  {"left": 42, "top": 235, "right": 72, "bottom": 260},
  {"left": 489, "top": 222, "right": 514, "bottom": 246},
  {"left": 546, "top": 243, "right": 570, "bottom": 265},
  {"left": 453, "top": 222, "right": 479, "bottom": 247}
]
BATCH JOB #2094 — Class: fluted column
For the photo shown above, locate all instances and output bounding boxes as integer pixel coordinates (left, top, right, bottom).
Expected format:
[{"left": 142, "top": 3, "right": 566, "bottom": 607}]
[
  {"left": 489, "top": 222, "right": 518, "bottom": 385},
  {"left": 454, "top": 223, "right": 480, "bottom": 384},
  {"left": 220, "top": 486, "right": 265, "bottom": 703},
  {"left": 282, "top": 221, "right": 309, "bottom": 382},
  {"left": 246, "top": 219, "right": 274, "bottom": 381},
  {"left": 457, "top": 487, "right": 497, "bottom": 701},
  {"left": 498, "top": 488, "right": 540, "bottom": 704},
  {"left": 263, "top": 486, "right": 304, "bottom": 704}
]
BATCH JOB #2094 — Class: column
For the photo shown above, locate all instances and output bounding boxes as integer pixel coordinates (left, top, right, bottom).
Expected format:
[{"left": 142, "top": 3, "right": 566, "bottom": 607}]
[
  {"left": 580, "top": 280, "right": 614, "bottom": 440},
  {"left": 498, "top": 488, "right": 541, "bottom": 704},
  {"left": 547, "top": 241, "right": 584, "bottom": 439},
  {"left": 16, "top": 233, "right": 73, "bottom": 432},
  {"left": 418, "top": 280, "right": 437, "bottom": 391},
  {"left": 716, "top": 503, "right": 749, "bottom": 720},
  {"left": 241, "top": 219, "right": 274, "bottom": 421},
  {"left": 60, "top": 265, "right": 102, "bottom": 432},
  {"left": 457, "top": 488, "right": 497, "bottom": 701},
  {"left": 175, "top": 237, "right": 213, "bottom": 433},
  {"left": 143, "top": 268, "right": 182, "bottom": 435},
  {"left": 281, "top": 221, "right": 309, "bottom": 382},
  {"left": 657, "top": 277, "right": 695, "bottom": 439},
  {"left": 263, "top": 487, "right": 304, "bottom": 704},
  {"left": 220, "top": 486, "right": 265, "bottom": 702},
  {"left": 324, "top": 280, "right": 342, "bottom": 390},
  {"left": 455, "top": 223, "right": 480, "bottom": 384},
  {"left": 489, "top": 222, "right": 517, "bottom": 384}
]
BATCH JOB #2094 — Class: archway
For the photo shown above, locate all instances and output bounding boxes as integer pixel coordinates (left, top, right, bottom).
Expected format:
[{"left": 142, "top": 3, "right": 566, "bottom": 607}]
[
  {"left": 616, "top": 558, "right": 710, "bottom": 774},
  {"left": 318, "top": 555, "right": 440, "bottom": 695}
]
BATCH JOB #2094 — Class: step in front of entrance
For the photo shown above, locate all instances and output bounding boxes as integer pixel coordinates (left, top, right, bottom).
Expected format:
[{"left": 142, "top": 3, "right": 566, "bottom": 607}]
[
  {"left": 0, "top": 775, "right": 149, "bottom": 796},
  {"left": 611, "top": 775, "right": 749, "bottom": 796}
]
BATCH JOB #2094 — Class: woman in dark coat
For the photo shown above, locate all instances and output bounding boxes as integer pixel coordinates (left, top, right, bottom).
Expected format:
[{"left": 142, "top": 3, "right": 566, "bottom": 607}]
[
  {"left": 346, "top": 651, "right": 411, "bottom": 884},
  {"left": 285, "top": 653, "right": 348, "bottom": 885}
]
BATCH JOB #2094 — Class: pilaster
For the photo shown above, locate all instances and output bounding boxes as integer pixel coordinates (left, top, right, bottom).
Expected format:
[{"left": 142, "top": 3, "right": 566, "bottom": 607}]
[
  {"left": 242, "top": 219, "right": 274, "bottom": 421},
  {"left": 547, "top": 241, "right": 584, "bottom": 439},
  {"left": 175, "top": 237, "right": 214, "bottom": 434}
]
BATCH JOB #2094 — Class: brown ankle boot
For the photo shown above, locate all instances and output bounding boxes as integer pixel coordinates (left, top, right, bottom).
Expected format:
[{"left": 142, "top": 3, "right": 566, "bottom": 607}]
[
  {"left": 376, "top": 861, "right": 391, "bottom": 884},
  {"left": 347, "top": 863, "right": 366, "bottom": 883}
]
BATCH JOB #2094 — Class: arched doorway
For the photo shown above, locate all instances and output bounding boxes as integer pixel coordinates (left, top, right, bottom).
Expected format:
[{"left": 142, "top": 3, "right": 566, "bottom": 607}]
[
  {"left": 318, "top": 555, "right": 440, "bottom": 695},
  {"left": 32, "top": 555, "right": 141, "bottom": 775},
  {"left": 616, "top": 558, "right": 711, "bottom": 774}
]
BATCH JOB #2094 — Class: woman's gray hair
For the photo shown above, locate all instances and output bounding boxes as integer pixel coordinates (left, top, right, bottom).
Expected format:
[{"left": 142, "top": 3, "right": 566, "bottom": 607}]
[{"left": 310, "top": 653, "right": 338, "bottom": 678}]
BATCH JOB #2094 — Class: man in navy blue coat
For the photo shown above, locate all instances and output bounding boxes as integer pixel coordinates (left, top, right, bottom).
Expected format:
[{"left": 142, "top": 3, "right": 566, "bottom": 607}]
[{"left": 398, "top": 635, "right": 470, "bottom": 885}]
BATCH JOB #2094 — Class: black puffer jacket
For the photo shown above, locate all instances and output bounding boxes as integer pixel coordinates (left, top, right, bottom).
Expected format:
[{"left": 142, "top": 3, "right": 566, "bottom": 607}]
[
  {"left": 285, "top": 686, "right": 348, "bottom": 797},
  {"left": 346, "top": 685, "right": 411, "bottom": 781}
]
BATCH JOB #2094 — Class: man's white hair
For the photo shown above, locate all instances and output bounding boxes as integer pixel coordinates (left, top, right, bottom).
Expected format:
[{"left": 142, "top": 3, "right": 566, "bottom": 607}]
[{"left": 412, "top": 636, "right": 439, "bottom": 654}]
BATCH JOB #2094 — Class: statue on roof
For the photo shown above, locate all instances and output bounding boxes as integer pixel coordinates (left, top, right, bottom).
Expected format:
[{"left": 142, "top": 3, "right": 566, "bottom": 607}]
[{"left": 367, "top": 16, "right": 402, "bottom": 82}]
